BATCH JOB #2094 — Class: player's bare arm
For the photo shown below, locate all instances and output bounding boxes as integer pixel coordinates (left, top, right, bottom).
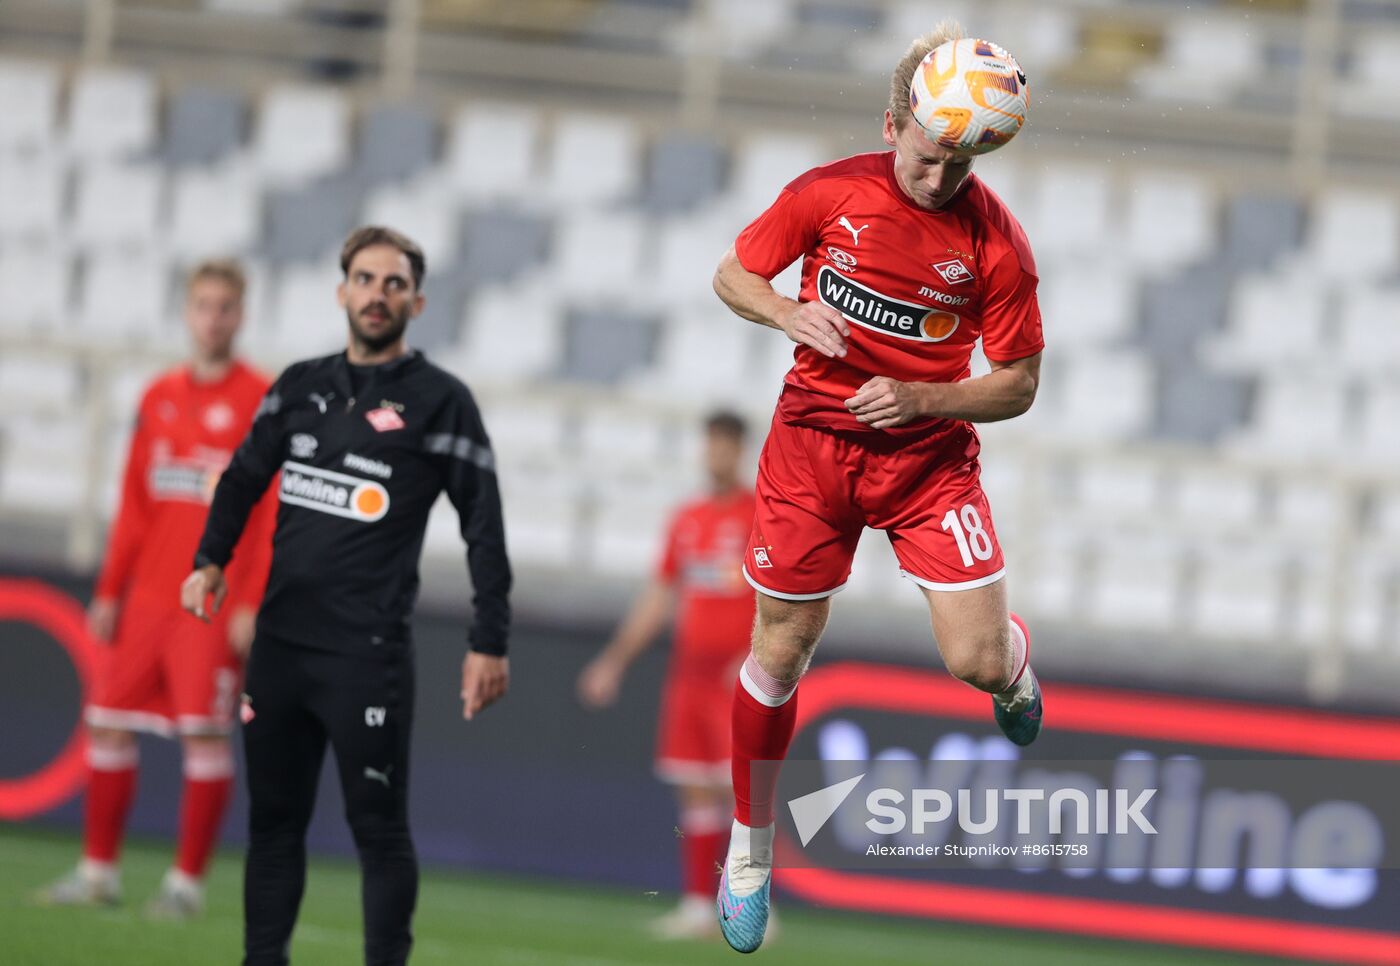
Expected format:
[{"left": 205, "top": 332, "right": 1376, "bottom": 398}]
[
  {"left": 714, "top": 247, "right": 849, "bottom": 359},
  {"left": 845, "top": 352, "right": 1041, "bottom": 429},
  {"left": 179, "top": 563, "right": 228, "bottom": 622},
  {"left": 578, "top": 580, "right": 676, "bottom": 709},
  {"left": 460, "top": 652, "right": 509, "bottom": 721}
]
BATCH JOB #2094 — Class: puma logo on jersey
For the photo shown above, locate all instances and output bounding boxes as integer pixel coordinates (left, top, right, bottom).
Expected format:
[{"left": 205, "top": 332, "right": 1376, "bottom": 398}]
[
  {"left": 838, "top": 216, "right": 869, "bottom": 246},
  {"left": 364, "top": 764, "right": 392, "bottom": 787},
  {"left": 308, "top": 392, "right": 335, "bottom": 414}
]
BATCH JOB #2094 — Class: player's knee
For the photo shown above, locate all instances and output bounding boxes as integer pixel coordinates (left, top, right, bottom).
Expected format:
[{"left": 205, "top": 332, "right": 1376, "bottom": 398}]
[
  {"left": 88, "top": 725, "right": 136, "bottom": 751},
  {"left": 753, "top": 598, "right": 826, "bottom": 679},
  {"left": 943, "top": 630, "right": 1015, "bottom": 693},
  {"left": 347, "top": 810, "right": 414, "bottom": 862},
  {"left": 181, "top": 736, "right": 235, "bottom": 781}
]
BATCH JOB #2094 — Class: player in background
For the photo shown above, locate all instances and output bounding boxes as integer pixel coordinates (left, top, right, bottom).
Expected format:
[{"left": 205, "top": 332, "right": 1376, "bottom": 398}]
[
  {"left": 39, "top": 260, "right": 275, "bottom": 918},
  {"left": 709, "top": 24, "right": 1044, "bottom": 952},
  {"left": 578, "top": 412, "right": 756, "bottom": 940}
]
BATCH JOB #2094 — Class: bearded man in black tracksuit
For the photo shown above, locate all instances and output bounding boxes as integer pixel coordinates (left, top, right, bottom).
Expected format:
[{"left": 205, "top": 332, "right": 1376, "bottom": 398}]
[{"left": 180, "top": 226, "right": 512, "bottom": 966}]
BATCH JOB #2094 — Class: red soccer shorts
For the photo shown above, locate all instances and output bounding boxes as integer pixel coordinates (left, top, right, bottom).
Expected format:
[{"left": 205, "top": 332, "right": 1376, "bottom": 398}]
[
  {"left": 743, "top": 415, "right": 1005, "bottom": 599},
  {"left": 655, "top": 656, "right": 742, "bottom": 786},
  {"left": 87, "top": 603, "right": 241, "bottom": 737}
]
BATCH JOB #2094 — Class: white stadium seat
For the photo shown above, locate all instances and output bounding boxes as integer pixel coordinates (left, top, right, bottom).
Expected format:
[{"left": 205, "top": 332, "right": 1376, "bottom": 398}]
[
  {"left": 1207, "top": 272, "right": 1327, "bottom": 372},
  {"left": 0, "top": 413, "right": 88, "bottom": 514},
  {"left": 1036, "top": 258, "right": 1136, "bottom": 347},
  {"left": 443, "top": 101, "right": 541, "bottom": 203},
  {"left": 1170, "top": 466, "right": 1263, "bottom": 531},
  {"left": 1337, "top": 286, "right": 1400, "bottom": 375},
  {"left": 1227, "top": 375, "right": 1349, "bottom": 462},
  {"left": 66, "top": 67, "right": 158, "bottom": 161},
  {"left": 1189, "top": 542, "right": 1292, "bottom": 644},
  {"left": 0, "top": 153, "right": 65, "bottom": 241},
  {"left": 1051, "top": 350, "right": 1155, "bottom": 441},
  {"left": 1355, "top": 383, "right": 1400, "bottom": 470},
  {"left": 0, "top": 353, "right": 82, "bottom": 412},
  {"left": 554, "top": 209, "right": 648, "bottom": 301},
  {"left": 0, "top": 244, "right": 71, "bottom": 332},
  {"left": 1302, "top": 190, "right": 1399, "bottom": 283},
  {"left": 1125, "top": 172, "right": 1218, "bottom": 273},
  {"left": 451, "top": 284, "right": 564, "bottom": 384},
  {"left": 1028, "top": 165, "right": 1113, "bottom": 257},
  {"left": 363, "top": 178, "right": 459, "bottom": 268},
  {"left": 650, "top": 212, "right": 745, "bottom": 307},
  {"left": 497, "top": 468, "right": 579, "bottom": 568},
  {"left": 629, "top": 310, "right": 752, "bottom": 402},
  {"left": 729, "top": 133, "right": 826, "bottom": 216},
  {"left": 169, "top": 164, "right": 261, "bottom": 261},
  {"left": 72, "top": 163, "right": 164, "bottom": 250},
  {"left": 253, "top": 86, "right": 349, "bottom": 188},
  {"left": 542, "top": 114, "right": 641, "bottom": 208},
  {"left": 578, "top": 407, "right": 666, "bottom": 470},
  {"left": 1088, "top": 533, "right": 1184, "bottom": 633},
  {"left": 1134, "top": 18, "right": 1264, "bottom": 104},
  {"left": 476, "top": 396, "right": 571, "bottom": 466},
  {"left": 585, "top": 478, "right": 674, "bottom": 578},
  {"left": 269, "top": 261, "right": 347, "bottom": 358},
  {"left": 1336, "top": 35, "right": 1400, "bottom": 118},
  {"left": 77, "top": 249, "right": 171, "bottom": 345},
  {"left": 0, "top": 58, "right": 60, "bottom": 153},
  {"left": 1072, "top": 460, "right": 1161, "bottom": 521},
  {"left": 844, "top": 530, "right": 905, "bottom": 604},
  {"left": 1274, "top": 479, "right": 1344, "bottom": 534}
]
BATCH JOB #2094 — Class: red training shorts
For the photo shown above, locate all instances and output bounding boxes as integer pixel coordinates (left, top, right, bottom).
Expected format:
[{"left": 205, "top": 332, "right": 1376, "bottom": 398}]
[
  {"left": 86, "top": 603, "right": 242, "bottom": 737},
  {"left": 654, "top": 655, "right": 742, "bottom": 786},
  {"left": 743, "top": 414, "right": 1005, "bottom": 599}
]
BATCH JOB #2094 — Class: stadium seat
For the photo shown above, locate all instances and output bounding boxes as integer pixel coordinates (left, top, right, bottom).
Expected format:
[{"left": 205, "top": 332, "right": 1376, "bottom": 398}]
[
  {"left": 169, "top": 164, "right": 261, "bottom": 261},
  {"left": 642, "top": 132, "right": 728, "bottom": 215},
  {"left": 1087, "top": 532, "right": 1184, "bottom": 633},
  {"left": 845, "top": 529, "right": 905, "bottom": 604},
  {"left": 76, "top": 250, "right": 172, "bottom": 345},
  {"left": 1226, "top": 375, "right": 1349, "bottom": 462},
  {"left": 1020, "top": 523, "right": 1087, "bottom": 621},
  {"left": 1071, "top": 460, "right": 1161, "bottom": 521},
  {"left": 0, "top": 58, "right": 60, "bottom": 153},
  {"left": 1153, "top": 362, "right": 1251, "bottom": 444},
  {"left": 475, "top": 396, "right": 571, "bottom": 466},
  {"left": 585, "top": 478, "right": 675, "bottom": 578},
  {"left": 1139, "top": 266, "right": 1231, "bottom": 362},
  {"left": 456, "top": 207, "right": 552, "bottom": 288},
  {"left": 0, "top": 353, "right": 82, "bottom": 413},
  {"left": 0, "top": 153, "right": 65, "bottom": 241},
  {"left": 1355, "top": 383, "right": 1400, "bottom": 470},
  {"left": 362, "top": 177, "right": 460, "bottom": 267},
  {"left": 1207, "top": 272, "right": 1327, "bottom": 371},
  {"left": 578, "top": 407, "right": 667, "bottom": 470},
  {"left": 1028, "top": 165, "right": 1114, "bottom": 257},
  {"left": 728, "top": 132, "right": 827, "bottom": 217},
  {"left": 695, "top": 0, "right": 795, "bottom": 58},
  {"left": 553, "top": 208, "right": 648, "bottom": 301},
  {"left": 263, "top": 172, "right": 360, "bottom": 264},
  {"left": 253, "top": 85, "right": 350, "bottom": 188},
  {"left": 1188, "top": 542, "right": 1291, "bottom": 644},
  {"left": 268, "top": 261, "right": 348, "bottom": 359},
  {"left": 628, "top": 309, "right": 753, "bottom": 401},
  {"left": 496, "top": 467, "right": 579, "bottom": 568},
  {"left": 1296, "top": 552, "right": 1394, "bottom": 652},
  {"left": 541, "top": 113, "right": 641, "bottom": 208},
  {"left": 1337, "top": 286, "right": 1400, "bottom": 375},
  {"left": 1221, "top": 194, "right": 1303, "bottom": 273},
  {"left": 452, "top": 284, "right": 565, "bottom": 384},
  {"left": 355, "top": 102, "right": 435, "bottom": 186},
  {"left": 0, "top": 244, "right": 71, "bottom": 333},
  {"left": 0, "top": 413, "right": 88, "bottom": 514},
  {"left": 1125, "top": 172, "right": 1217, "bottom": 274},
  {"left": 1300, "top": 189, "right": 1399, "bottom": 283},
  {"left": 164, "top": 86, "right": 246, "bottom": 167},
  {"left": 65, "top": 66, "right": 158, "bottom": 161},
  {"left": 1168, "top": 466, "right": 1263, "bottom": 531},
  {"left": 1051, "top": 350, "right": 1155, "bottom": 441},
  {"left": 1334, "top": 34, "right": 1400, "bottom": 118},
  {"left": 1134, "top": 18, "right": 1264, "bottom": 105},
  {"left": 1274, "top": 478, "right": 1344, "bottom": 534},
  {"left": 560, "top": 306, "right": 660, "bottom": 385},
  {"left": 72, "top": 163, "right": 164, "bottom": 251},
  {"left": 1035, "top": 258, "right": 1137, "bottom": 347},
  {"left": 443, "top": 101, "right": 541, "bottom": 203}
]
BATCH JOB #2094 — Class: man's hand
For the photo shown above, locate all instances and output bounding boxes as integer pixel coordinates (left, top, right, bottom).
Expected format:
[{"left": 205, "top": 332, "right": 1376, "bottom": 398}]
[
  {"left": 845, "top": 376, "right": 930, "bottom": 429},
  {"left": 461, "top": 652, "right": 509, "bottom": 721},
  {"left": 180, "top": 564, "right": 228, "bottom": 622},
  {"left": 227, "top": 605, "right": 257, "bottom": 660},
  {"left": 88, "top": 597, "right": 119, "bottom": 644},
  {"left": 577, "top": 654, "right": 624, "bottom": 709},
  {"left": 777, "top": 302, "right": 849, "bottom": 359}
]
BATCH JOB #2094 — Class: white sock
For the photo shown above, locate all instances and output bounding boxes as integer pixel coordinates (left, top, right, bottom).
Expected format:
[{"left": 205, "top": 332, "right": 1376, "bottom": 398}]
[
  {"left": 993, "top": 665, "right": 1037, "bottom": 712},
  {"left": 164, "top": 868, "right": 203, "bottom": 895},
  {"left": 725, "top": 819, "right": 774, "bottom": 897}
]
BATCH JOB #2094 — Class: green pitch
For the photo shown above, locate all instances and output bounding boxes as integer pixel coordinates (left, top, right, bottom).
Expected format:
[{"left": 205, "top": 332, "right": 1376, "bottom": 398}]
[{"left": 0, "top": 825, "right": 1308, "bottom": 965}]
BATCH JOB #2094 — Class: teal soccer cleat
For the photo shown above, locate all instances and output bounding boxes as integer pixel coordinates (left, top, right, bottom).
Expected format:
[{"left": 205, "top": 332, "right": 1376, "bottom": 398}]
[
  {"left": 994, "top": 666, "right": 1043, "bottom": 746},
  {"left": 716, "top": 864, "right": 772, "bottom": 954}
]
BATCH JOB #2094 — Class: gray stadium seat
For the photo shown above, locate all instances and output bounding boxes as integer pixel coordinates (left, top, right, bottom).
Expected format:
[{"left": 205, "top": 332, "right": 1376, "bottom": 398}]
[
  {"left": 411, "top": 271, "right": 470, "bottom": 352},
  {"left": 164, "top": 87, "right": 245, "bottom": 166},
  {"left": 1222, "top": 194, "right": 1303, "bottom": 272},
  {"left": 1138, "top": 266, "right": 1231, "bottom": 362},
  {"left": 356, "top": 103, "right": 436, "bottom": 185},
  {"left": 1153, "top": 362, "right": 1251, "bottom": 444},
  {"left": 642, "top": 132, "right": 727, "bottom": 214},
  {"left": 561, "top": 307, "right": 659, "bottom": 384},
  {"left": 457, "top": 208, "right": 551, "bottom": 286},
  {"left": 264, "top": 172, "right": 362, "bottom": 263}
]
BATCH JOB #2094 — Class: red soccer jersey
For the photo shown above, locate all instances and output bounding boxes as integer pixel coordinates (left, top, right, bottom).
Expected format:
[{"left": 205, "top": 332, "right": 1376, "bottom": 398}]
[
  {"left": 96, "top": 360, "right": 275, "bottom": 618},
  {"left": 734, "top": 151, "right": 1043, "bottom": 435},
  {"left": 657, "top": 488, "right": 757, "bottom": 665}
]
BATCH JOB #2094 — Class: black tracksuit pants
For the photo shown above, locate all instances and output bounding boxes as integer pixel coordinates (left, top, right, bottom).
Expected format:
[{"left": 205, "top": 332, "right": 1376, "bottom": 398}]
[{"left": 241, "top": 632, "right": 417, "bottom": 966}]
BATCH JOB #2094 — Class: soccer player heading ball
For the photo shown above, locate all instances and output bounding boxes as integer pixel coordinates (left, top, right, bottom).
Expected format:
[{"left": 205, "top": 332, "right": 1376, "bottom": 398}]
[{"left": 711, "top": 25, "right": 1042, "bottom": 953}]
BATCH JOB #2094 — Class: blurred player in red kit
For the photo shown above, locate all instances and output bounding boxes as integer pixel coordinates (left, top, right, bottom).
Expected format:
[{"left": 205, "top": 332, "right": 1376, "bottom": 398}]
[
  {"left": 709, "top": 24, "right": 1044, "bottom": 952},
  {"left": 39, "top": 259, "right": 275, "bottom": 918},
  {"left": 578, "top": 412, "right": 756, "bottom": 940}
]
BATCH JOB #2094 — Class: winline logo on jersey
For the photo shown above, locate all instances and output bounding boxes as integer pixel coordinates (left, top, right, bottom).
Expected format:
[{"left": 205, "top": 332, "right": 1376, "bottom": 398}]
[
  {"left": 279, "top": 460, "right": 389, "bottom": 522},
  {"left": 817, "top": 265, "right": 960, "bottom": 342}
]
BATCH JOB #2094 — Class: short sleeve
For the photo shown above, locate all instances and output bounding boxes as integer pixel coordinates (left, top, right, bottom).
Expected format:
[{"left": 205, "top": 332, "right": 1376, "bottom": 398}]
[
  {"left": 734, "top": 183, "right": 825, "bottom": 281},
  {"left": 979, "top": 249, "right": 1044, "bottom": 362},
  {"left": 655, "top": 511, "right": 683, "bottom": 583}
]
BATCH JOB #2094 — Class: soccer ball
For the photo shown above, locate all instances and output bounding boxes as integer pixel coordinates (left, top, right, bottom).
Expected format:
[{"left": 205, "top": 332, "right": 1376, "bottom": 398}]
[{"left": 908, "top": 38, "right": 1029, "bottom": 155}]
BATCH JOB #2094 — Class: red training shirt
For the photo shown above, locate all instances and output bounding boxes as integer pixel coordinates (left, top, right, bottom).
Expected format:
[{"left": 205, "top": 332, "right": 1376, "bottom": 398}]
[
  {"left": 734, "top": 151, "right": 1043, "bottom": 436},
  {"left": 656, "top": 487, "right": 757, "bottom": 665},
  {"left": 96, "top": 360, "right": 276, "bottom": 620}
]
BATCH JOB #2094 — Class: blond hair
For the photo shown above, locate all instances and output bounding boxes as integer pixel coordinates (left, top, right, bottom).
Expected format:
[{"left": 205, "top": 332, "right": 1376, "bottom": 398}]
[
  {"left": 187, "top": 258, "right": 247, "bottom": 299},
  {"left": 888, "top": 21, "right": 965, "bottom": 129}
]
